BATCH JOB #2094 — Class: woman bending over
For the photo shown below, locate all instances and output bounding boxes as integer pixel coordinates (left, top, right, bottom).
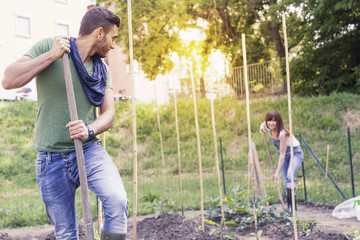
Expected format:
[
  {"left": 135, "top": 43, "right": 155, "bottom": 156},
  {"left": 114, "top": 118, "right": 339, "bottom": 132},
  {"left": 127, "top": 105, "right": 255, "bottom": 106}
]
[{"left": 260, "top": 110, "right": 304, "bottom": 212}]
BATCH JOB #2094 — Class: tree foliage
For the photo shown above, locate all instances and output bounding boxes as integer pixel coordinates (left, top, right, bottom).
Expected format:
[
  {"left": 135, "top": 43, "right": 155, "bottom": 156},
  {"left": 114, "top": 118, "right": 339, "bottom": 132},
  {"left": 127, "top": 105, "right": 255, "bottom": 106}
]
[
  {"left": 98, "top": 0, "right": 360, "bottom": 95},
  {"left": 290, "top": 0, "right": 360, "bottom": 94}
]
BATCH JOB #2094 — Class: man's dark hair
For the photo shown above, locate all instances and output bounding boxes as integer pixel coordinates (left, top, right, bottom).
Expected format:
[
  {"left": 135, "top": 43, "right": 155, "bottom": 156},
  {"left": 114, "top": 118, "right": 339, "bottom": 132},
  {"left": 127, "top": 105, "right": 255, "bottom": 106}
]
[{"left": 79, "top": 7, "right": 120, "bottom": 36}]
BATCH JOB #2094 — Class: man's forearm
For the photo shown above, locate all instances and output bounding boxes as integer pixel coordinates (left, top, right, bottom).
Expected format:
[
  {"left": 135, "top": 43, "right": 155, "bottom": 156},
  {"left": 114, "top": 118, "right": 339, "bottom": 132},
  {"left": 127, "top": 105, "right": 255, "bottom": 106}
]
[
  {"left": 2, "top": 53, "right": 56, "bottom": 90},
  {"left": 88, "top": 110, "right": 115, "bottom": 136}
]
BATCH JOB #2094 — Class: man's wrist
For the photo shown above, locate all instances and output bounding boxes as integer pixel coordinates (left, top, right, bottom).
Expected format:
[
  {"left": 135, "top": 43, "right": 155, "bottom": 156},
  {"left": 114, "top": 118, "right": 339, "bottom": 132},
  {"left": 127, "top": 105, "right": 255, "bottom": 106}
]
[{"left": 86, "top": 125, "right": 95, "bottom": 139}]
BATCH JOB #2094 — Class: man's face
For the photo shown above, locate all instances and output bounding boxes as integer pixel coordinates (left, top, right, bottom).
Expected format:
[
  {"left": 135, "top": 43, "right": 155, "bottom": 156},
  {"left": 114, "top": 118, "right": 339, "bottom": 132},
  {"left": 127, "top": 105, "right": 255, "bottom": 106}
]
[{"left": 97, "top": 25, "right": 119, "bottom": 58}]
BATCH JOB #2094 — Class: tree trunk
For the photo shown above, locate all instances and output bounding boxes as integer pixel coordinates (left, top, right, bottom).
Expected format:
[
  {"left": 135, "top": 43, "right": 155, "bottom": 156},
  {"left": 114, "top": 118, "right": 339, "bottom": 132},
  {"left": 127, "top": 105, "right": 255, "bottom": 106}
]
[
  {"left": 200, "top": 76, "right": 206, "bottom": 98},
  {"left": 264, "top": 24, "right": 287, "bottom": 92}
]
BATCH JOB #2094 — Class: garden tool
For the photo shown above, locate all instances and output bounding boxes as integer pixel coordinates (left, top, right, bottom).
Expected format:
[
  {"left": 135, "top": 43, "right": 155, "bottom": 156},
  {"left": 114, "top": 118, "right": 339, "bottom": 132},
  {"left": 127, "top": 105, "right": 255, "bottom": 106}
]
[{"left": 62, "top": 53, "right": 94, "bottom": 239}]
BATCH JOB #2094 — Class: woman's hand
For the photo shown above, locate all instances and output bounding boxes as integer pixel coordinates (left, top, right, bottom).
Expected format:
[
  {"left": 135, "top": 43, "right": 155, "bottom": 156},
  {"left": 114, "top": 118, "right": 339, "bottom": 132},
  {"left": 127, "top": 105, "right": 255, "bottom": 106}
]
[
  {"left": 273, "top": 171, "right": 280, "bottom": 183},
  {"left": 259, "top": 121, "right": 267, "bottom": 135}
]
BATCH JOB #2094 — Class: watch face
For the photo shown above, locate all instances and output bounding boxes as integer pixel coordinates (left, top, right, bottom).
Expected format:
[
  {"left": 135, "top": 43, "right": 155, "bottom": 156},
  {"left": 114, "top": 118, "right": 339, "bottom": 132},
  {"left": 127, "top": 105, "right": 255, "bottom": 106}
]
[{"left": 88, "top": 127, "right": 95, "bottom": 138}]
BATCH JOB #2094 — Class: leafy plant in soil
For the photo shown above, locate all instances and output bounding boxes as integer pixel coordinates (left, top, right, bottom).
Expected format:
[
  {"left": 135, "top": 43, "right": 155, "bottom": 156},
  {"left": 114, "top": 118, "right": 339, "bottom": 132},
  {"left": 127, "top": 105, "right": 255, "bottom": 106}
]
[
  {"left": 204, "top": 185, "right": 319, "bottom": 238},
  {"left": 341, "top": 226, "right": 360, "bottom": 240},
  {"left": 151, "top": 199, "right": 178, "bottom": 219}
]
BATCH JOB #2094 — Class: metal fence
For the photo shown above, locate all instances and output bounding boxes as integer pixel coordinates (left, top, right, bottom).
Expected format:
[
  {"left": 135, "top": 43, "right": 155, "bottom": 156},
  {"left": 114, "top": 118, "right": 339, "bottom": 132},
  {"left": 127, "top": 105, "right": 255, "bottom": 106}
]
[{"left": 228, "top": 59, "right": 286, "bottom": 98}]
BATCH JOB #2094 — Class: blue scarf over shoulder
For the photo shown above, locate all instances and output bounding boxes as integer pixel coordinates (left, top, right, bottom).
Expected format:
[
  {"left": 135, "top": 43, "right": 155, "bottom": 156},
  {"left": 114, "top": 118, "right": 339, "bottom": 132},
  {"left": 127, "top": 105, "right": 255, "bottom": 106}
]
[{"left": 69, "top": 37, "right": 107, "bottom": 107}]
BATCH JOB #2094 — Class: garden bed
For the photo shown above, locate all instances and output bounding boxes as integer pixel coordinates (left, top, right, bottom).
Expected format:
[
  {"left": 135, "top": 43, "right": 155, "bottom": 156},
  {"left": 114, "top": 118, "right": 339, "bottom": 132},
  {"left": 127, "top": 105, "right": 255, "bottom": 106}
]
[{"left": 0, "top": 203, "right": 358, "bottom": 240}]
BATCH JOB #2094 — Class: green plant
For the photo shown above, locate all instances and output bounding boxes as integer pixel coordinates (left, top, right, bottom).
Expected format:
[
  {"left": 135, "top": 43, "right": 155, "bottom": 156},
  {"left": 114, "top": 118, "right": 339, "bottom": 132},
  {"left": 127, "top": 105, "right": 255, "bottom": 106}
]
[
  {"left": 206, "top": 219, "right": 235, "bottom": 239},
  {"left": 151, "top": 200, "right": 177, "bottom": 219},
  {"left": 283, "top": 215, "right": 317, "bottom": 237},
  {"left": 250, "top": 229, "right": 263, "bottom": 239},
  {"left": 341, "top": 226, "right": 360, "bottom": 240},
  {"left": 141, "top": 191, "right": 161, "bottom": 203},
  {"left": 205, "top": 185, "right": 281, "bottom": 232}
]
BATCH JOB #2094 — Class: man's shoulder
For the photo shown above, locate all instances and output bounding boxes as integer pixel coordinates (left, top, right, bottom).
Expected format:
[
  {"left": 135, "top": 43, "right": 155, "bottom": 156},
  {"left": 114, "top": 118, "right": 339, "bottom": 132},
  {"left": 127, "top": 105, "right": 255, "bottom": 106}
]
[
  {"left": 33, "top": 37, "right": 54, "bottom": 48},
  {"left": 26, "top": 37, "right": 54, "bottom": 58}
]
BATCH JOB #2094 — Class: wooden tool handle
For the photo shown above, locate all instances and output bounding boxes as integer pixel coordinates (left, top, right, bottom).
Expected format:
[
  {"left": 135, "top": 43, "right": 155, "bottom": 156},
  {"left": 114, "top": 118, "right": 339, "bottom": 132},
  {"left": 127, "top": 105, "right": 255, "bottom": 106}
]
[{"left": 62, "top": 53, "right": 94, "bottom": 239}]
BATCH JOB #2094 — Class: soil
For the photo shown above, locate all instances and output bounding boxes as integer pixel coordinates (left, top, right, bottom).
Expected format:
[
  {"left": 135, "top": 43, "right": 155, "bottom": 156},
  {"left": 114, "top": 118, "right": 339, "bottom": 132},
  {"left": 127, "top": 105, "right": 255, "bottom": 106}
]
[{"left": 0, "top": 203, "right": 358, "bottom": 240}]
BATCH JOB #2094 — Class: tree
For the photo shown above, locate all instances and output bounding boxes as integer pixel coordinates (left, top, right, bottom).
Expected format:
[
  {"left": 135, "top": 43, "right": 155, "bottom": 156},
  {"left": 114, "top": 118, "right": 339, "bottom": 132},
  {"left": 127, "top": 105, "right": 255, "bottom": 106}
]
[
  {"left": 98, "top": 0, "right": 275, "bottom": 78},
  {"left": 290, "top": 0, "right": 360, "bottom": 94}
]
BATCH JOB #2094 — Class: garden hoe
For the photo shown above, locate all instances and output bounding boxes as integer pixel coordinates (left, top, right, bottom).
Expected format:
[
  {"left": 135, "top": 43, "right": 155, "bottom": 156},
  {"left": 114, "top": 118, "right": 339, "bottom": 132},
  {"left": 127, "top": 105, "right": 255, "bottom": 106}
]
[
  {"left": 62, "top": 53, "right": 94, "bottom": 239},
  {"left": 263, "top": 134, "right": 286, "bottom": 210}
]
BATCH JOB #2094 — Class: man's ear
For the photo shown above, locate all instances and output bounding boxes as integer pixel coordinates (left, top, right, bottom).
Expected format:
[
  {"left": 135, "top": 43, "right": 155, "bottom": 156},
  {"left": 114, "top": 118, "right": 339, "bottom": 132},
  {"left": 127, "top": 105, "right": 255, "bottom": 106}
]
[{"left": 96, "top": 27, "right": 104, "bottom": 40}]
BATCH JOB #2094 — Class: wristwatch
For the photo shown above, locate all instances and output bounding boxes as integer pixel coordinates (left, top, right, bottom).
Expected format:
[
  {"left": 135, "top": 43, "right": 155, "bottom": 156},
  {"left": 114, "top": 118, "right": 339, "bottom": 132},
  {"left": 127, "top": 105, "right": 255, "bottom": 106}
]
[{"left": 87, "top": 126, "right": 95, "bottom": 139}]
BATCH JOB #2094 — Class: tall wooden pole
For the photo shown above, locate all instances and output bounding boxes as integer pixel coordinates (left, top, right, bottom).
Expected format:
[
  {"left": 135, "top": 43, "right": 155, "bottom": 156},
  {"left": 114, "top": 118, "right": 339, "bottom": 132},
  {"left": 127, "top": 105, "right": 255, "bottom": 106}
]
[
  {"left": 127, "top": 1, "right": 138, "bottom": 239},
  {"left": 282, "top": 13, "right": 298, "bottom": 240},
  {"left": 209, "top": 54, "right": 225, "bottom": 230},
  {"left": 154, "top": 85, "right": 168, "bottom": 206},
  {"left": 95, "top": 108, "right": 104, "bottom": 237},
  {"left": 62, "top": 53, "right": 94, "bottom": 239},
  {"left": 242, "top": 34, "right": 258, "bottom": 233},
  {"left": 190, "top": 62, "right": 205, "bottom": 232},
  {"left": 173, "top": 77, "right": 184, "bottom": 216},
  {"left": 98, "top": 132, "right": 106, "bottom": 235},
  {"left": 264, "top": 134, "right": 285, "bottom": 209}
]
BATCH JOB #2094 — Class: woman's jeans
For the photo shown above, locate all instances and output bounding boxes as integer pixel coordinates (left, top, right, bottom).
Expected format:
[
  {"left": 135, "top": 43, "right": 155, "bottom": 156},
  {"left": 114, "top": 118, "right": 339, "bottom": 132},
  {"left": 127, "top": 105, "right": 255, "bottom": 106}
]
[
  {"left": 36, "top": 141, "right": 128, "bottom": 239},
  {"left": 281, "top": 146, "right": 304, "bottom": 190}
]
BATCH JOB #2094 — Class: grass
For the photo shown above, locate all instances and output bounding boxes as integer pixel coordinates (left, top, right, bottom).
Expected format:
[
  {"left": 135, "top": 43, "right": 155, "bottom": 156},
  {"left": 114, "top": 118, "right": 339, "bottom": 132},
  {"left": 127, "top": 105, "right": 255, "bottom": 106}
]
[{"left": 0, "top": 93, "right": 359, "bottom": 228}]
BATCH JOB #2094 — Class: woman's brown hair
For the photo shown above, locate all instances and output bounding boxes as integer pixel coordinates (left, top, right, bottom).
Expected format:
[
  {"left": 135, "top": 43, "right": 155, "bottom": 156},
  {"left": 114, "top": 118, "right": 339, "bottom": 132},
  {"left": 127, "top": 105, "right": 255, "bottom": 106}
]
[{"left": 265, "top": 110, "right": 290, "bottom": 136}]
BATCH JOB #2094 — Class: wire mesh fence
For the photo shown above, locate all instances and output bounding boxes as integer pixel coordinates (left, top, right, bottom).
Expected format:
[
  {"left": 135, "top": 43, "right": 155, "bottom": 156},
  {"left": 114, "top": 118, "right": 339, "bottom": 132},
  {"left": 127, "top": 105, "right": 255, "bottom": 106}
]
[{"left": 0, "top": 114, "right": 359, "bottom": 228}]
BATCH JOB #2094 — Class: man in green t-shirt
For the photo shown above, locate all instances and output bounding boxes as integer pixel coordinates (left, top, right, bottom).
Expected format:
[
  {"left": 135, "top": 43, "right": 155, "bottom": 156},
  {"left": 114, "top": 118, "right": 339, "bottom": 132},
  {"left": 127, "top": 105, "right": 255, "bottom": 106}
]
[{"left": 2, "top": 7, "right": 128, "bottom": 240}]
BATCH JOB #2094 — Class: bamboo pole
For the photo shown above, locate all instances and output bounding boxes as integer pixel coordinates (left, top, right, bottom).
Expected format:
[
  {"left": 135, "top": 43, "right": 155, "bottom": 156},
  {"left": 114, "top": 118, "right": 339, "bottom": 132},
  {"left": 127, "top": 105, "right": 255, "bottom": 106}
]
[
  {"left": 154, "top": 85, "right": 168, "bottom": 207},
  {"left": 282, "top": 13, "right": 298, "bottom": 240},
  {"left": 62, "top": 53, "right": 94, "bottom": 239},
  {"left": 251, "top": 142, "right": 266, "bottom": 197},
  {"left": 209, "top": 54, "right": 225, "bottom": 230},
  {"left": 323, "top": 144, "right": 330, "bottom": 201},
  {"left": 127, "top": 0, "right": 138, "bottom": 239},
  {"left": 95, "top": 108, "right": 104, "bottom": 237},
  {"left": 263, "top": 134, "right": 286, "bottom": 209},
  {"left": 173, "top": 77, "right": 184, "bottom": 216},
  {"left": 189, "top": 62, "right": 205, "bottom": 232},
  {"left": 247, "top": 156, "right": 251, "bottom": 202},
  {"left": 242, "top": 34, "right": 258, "bottom": 234},
  {"left": 98, "top": 132, "right": 106, "bottom": 235}
]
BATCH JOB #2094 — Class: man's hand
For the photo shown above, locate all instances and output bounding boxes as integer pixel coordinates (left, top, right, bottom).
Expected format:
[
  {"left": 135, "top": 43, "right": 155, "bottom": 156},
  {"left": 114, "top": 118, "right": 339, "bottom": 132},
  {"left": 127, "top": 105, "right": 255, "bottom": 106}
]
[
  {"left": 66, "top": 120, "right": 89, "bottom": 140},
  {"left": 49, "top": 36, "right": 70, "bottom": 61}
]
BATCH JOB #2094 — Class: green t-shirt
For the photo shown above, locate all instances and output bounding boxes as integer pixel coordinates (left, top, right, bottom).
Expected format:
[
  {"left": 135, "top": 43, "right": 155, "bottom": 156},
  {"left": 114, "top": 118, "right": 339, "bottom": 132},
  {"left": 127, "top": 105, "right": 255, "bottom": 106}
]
[{"left": 26, "top": 37, "right": 112, "bottom": 153}]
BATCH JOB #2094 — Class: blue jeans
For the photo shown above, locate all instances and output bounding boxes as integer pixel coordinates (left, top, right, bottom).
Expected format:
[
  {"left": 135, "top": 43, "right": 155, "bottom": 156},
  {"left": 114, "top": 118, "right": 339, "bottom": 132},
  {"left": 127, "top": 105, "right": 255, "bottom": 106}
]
[
  {"left": 281, "top": 146, "right": 304, "bottom": 190},
  {"left": 36, "top": 141, "right": 128, "bottom": 239}
]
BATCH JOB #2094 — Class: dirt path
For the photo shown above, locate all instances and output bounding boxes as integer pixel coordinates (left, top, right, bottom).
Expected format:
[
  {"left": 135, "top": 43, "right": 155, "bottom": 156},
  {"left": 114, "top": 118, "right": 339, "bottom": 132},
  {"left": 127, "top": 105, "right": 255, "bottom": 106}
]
[{"left": 0, "top": 203, "right": 358, "bottom": 240}]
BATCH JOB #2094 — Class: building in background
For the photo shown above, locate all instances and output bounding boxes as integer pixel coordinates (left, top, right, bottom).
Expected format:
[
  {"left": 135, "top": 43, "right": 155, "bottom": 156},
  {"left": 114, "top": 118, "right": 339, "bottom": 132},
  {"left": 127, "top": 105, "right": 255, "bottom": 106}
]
[
  {"left": 0, "top": 0, "right": 171, "bottom": 104},
  {"left": 0, "top": 0, "right": 91, "bottom": 92}
]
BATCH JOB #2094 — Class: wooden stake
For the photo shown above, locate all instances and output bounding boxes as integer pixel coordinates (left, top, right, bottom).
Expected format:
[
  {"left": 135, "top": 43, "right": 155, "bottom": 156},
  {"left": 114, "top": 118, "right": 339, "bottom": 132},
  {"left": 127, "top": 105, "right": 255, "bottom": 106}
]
[
  {"left": 251, "top": 142, "right": 266, "bottom": 197},
  {"left": 127, "top": 0, "right": 138, "bottom": 239},
  {"left": 283, "top": 13, "right": 298, "bottom": 240},
  {"left": 209, "top": 54, "right": 226, "bottom": 230},
  {"left": 323, "top": 144, "right": 330, "bottom": 201},
  {"left": 263, "top": 134, "right": 285, "bottom": 209},
  {"left": 247, "top": 156, "right": 251, "bottom": 202},
  {"left": 154, "top": 85, "right": 168, "bottom": 206},
  {"left": 242, "top": 34, "right": 258, "bottom": 234},
  {"left": 95, "top": 108, "right": 104, "bottom": 237},
  {"left": 62, "top": 53, "right": 94, "bottom": 239},
  {"left": 189, "top": 62, "right": 205, "bottom": 232},
  {"left": 173, "top": 77, "right": 184, "bottom": 216},
  {"left": 98, "top": 132, "right": 106, "bottom": 235}
]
